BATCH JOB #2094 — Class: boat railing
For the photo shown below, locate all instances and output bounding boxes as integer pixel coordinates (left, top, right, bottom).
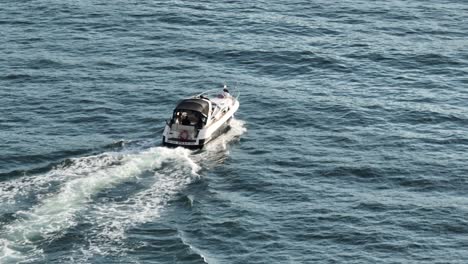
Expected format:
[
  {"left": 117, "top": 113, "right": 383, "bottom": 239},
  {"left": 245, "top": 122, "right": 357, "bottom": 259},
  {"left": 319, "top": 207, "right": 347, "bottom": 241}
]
[
  {"left": 195, "top": 86, "right": 240, "bottom": 100},
  {"left": 195, "top": 89, "right": 220, "bottom": 98}
]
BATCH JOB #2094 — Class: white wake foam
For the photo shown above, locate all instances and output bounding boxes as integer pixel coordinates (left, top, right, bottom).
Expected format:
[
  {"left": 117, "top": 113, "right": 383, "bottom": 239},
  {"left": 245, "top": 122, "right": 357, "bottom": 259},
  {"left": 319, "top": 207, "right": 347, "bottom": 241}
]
[
  {"left": 78, "top": 147, "right": 200, "bottom": 259},
  {"left": 0, "top": 147, "right": 196, "bottom": 263},
  {"left": 0, "top": 151, "right": 128, "bottom": 213},
  {"left": 0, "top": 119, "right": 246, "bottom": 263},
  {"left": 73, "top": 119, "right": 246, "bottom": 262}
]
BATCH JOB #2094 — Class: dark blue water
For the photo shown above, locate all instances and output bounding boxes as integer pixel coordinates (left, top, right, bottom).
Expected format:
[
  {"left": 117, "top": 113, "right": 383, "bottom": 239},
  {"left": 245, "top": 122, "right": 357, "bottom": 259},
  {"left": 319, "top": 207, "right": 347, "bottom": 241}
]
[{"left": 1, "top": 0, "right": 468, "bottom": 263}]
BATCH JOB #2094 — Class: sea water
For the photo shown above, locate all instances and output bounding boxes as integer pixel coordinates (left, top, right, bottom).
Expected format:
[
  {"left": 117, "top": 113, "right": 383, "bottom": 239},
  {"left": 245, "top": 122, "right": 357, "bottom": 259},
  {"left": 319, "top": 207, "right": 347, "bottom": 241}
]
[{"left": 1, "top": 1, "right": 468, "bottom": 263}]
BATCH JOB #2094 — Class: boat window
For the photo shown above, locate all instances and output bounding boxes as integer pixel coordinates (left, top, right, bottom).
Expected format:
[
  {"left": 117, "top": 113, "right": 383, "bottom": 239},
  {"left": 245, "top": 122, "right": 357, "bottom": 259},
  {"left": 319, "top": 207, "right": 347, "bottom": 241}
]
[{"left": 173, "top": 110, "right": 205, "bottom": 127}]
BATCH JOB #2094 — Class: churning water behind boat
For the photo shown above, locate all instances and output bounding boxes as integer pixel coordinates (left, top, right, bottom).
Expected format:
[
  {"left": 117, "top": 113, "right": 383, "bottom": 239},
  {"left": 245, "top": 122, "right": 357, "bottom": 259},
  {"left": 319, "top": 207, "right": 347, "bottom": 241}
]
[{"left": 0, "top": 120, "right": 246, "bottom": 263}]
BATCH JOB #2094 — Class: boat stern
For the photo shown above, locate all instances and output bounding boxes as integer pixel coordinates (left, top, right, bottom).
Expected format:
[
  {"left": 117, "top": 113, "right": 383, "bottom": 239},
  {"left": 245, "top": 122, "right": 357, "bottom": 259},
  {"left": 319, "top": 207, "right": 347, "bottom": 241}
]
[{"left": 162, "top": 123, "right": 205, "bottom": 149}]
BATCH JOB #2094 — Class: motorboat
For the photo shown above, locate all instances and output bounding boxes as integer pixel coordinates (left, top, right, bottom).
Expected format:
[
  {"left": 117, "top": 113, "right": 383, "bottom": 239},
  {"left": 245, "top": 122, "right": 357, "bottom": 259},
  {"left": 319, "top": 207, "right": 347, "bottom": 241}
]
[{"left": 162, "top": 86, "right": 240, "bottom": 149}]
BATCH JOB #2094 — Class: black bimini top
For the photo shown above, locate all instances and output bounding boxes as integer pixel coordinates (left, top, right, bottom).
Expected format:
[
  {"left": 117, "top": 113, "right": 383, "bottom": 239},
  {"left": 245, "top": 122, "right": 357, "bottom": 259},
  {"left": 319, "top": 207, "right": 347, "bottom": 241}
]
[{"left": 175, "top": 99, "right": 210, "bottom": 116}]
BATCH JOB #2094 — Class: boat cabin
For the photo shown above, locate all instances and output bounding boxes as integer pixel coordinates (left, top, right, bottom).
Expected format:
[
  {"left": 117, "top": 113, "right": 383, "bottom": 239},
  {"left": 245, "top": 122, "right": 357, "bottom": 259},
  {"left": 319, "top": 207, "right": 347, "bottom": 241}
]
[{"left": 171, "top": 98, "right": 210, "bottom": 129}]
